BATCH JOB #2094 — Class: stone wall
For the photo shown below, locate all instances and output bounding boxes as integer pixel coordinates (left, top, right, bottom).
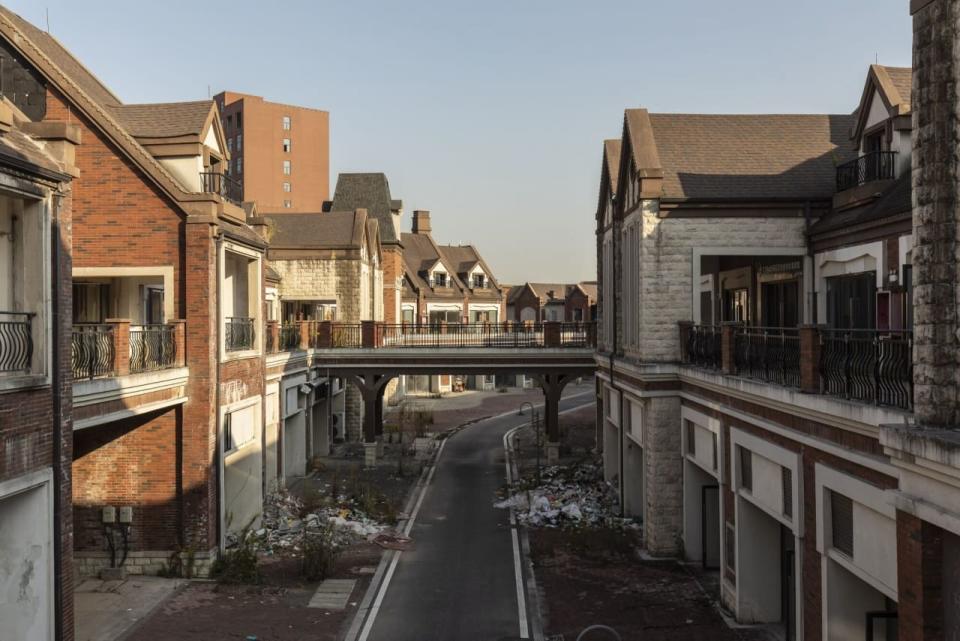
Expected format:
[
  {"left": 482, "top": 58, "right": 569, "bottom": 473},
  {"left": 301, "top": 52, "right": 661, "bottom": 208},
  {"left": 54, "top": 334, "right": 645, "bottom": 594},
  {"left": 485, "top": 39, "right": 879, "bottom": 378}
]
[
  {"left": 272, "top": 258, "right": 364, "bottom": 322},
  {"left": 641, "top": 394, "right": 682, "bottom": 555}
]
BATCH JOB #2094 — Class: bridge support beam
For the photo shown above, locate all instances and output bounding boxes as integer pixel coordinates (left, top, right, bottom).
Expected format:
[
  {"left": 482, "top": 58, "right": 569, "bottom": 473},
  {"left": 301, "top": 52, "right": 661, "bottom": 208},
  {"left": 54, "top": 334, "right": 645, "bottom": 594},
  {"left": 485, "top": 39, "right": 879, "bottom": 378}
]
[
  {"left": 350, "top": 374, "right": 393, "bottom": 466},
  {"left": 540, "top": 372, "right": 578, "bottom": 464}
]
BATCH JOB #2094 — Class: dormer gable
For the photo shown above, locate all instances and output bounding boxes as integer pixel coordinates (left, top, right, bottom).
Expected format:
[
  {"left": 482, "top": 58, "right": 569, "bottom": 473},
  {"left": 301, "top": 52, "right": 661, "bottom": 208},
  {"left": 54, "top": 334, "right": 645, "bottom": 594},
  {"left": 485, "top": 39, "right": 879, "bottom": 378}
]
[
  {"left": 597, "top": 139, "right": 620, "bottom": 229},
  {"left": 851, "top": 65, "right": 912, "bottom": 148},
  {"left": 617, "top": 109, "right": 664, "bottom": 213}
]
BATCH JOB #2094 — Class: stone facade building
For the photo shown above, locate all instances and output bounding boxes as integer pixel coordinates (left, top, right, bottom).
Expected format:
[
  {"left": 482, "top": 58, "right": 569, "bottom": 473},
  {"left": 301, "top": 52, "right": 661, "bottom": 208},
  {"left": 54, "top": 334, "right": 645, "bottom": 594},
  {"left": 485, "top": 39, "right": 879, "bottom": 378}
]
[{"left": 595, "top": 31, "right": 960, "bottom": 640}]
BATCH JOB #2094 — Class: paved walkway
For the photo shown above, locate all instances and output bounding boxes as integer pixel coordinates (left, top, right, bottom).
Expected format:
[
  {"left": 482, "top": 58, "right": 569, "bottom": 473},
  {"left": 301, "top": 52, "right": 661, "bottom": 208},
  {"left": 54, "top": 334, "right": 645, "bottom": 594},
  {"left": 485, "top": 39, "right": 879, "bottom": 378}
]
[
  {"left": 358, "top": 392, "right": 594, "bottom": 641},
  {"left": 74, "top": 576, "right": 185, "bottom": 641}
]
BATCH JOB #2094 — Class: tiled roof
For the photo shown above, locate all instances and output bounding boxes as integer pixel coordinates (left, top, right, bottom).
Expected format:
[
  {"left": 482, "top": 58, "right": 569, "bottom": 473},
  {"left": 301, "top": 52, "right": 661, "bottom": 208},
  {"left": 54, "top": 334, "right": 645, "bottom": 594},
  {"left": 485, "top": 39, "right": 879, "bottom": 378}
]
[
  {"left": 265, "top": 211, "right": 368, "bottom": 249},
  {"left": 578, "top": 281, "right": 598, "bottom": 300},
  {"left": 637, "top": 112, "right": 854, "bottom": 200},
  {"left": 330, "top": 173, "right": 400, "bottom": 244},
  {"left": 508, "top": 282, "right": 597, "bottom": 304},
  {"left": 0, "top": 127, "right": 67, "bottom": 177},
  {"left": 879, "top": 65, "right": 912, "bottom": 111},
  {"left": 604, "top": 139, "right": 621, "bottom": 194},
  {"left": 809, "top": 173, "right": 911, "bottom": 236},
  {"left": 107, "top": 101, "right": 213, "bottom": 139}
]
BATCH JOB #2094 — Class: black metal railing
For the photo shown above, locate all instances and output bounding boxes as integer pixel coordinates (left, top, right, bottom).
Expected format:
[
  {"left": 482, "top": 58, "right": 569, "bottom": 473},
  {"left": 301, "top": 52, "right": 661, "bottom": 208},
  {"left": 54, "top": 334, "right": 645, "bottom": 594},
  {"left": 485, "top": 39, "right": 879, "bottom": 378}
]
[
  {"left": 835, "top": 151, "right": 898, "bottom": 192},
  {"left": 381, "top": 323, "right": 544, "bottom": 348},
  {"left": 734, "top": 326, "right": 800, "bottom": 388},
  {"left": 72, "top": 324, "right": 115, "bottom": 380},
  {"left": 0, "top": 311, "right": 33, "bottom": 373},
  {"left": 685, "top": 324, "right": 722, "bottom": 370},
  {"left": 331, "top": 323, "right": 362, "bottom": 348},
  {"left": 200, "top": 171, "right": 242, "bottom": 205},
  {"left": 129, "top": 324, "right": 176, "bottom": 373},
  {"left": 225, "top": 317, "right": 255, "bottom": 352},
  {"left": 559, "top": 322, "right": 593, "bottom": 348},
  {"left": 279, "top": 323, "right": 300, "bottom": 351},
  {"left": 819, "top": 329, "right": 913, "bottom": 410}
]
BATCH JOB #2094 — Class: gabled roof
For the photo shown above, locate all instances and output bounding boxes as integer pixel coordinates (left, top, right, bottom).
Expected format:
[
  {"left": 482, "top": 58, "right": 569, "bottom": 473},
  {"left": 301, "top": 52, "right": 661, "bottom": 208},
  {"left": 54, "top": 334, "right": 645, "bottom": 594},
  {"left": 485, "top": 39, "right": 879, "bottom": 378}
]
[
  {"left": 597, "top": 138, "right": 621, "bottom": 219},
  {"left": 621, "top": 109, "right": 853, "bottom": 201},
  {"left": 508, "top": 282, "right": 597, "bottom": 304},
  {"left": 851, "top": 65, "right": 913, "bottom": 142},
  {"left": 107, "top": 101, "right": 215, "bottom": 139},
  {"left": 437, "top": 244, "right": 501, "bottom": 290},
  {"left": 264, "top": 210, "right": 371, "bottom": 249},
  {"left": 330, "top": 173, "right": 400, "bottom": 244},
  {"left": 0, "top": 6, "right": 224, "bottom": 213},
  {"left": 401, "top": 232, "right": 467, "bottom": 292},
  {"left": 808, "top": 172, "right": 911, "bottom": 236}
]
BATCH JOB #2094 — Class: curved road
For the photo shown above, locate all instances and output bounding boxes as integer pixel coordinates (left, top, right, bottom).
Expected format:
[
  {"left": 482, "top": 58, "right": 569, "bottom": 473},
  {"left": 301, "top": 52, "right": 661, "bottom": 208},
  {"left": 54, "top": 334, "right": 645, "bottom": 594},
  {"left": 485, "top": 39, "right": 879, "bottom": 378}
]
[{"left": 358, "top": 391, "right": 595, "bottom": 641}]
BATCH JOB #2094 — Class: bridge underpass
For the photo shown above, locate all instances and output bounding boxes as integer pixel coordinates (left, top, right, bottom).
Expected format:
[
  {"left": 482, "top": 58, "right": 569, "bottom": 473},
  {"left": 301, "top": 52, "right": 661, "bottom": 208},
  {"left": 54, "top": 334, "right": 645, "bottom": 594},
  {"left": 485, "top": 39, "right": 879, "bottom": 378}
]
[{"left": 316, "top": 323, "right": 596, "bottom": 462}]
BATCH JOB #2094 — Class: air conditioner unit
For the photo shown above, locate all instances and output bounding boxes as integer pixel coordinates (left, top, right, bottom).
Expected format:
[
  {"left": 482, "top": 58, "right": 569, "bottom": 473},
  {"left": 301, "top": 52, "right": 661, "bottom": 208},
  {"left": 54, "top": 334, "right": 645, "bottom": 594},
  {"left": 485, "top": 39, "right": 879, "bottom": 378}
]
[{"left": 331, "top": 412, "right": 346, "bottom": 441}]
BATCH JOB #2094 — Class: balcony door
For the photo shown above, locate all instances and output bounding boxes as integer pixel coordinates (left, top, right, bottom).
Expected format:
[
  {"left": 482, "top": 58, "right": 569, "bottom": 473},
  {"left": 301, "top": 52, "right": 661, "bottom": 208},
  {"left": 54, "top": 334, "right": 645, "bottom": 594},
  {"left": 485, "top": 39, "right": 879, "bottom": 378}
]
[
  {"left": 826, "top": 273, "right": 876, "bottom": 329},
  {"left": 723, "top": 288, "right": 749, "bottom": 323},
  {"left": 761, "top": 280, "right": 799, "bottom": 328},
  {"left": 73, "top": 283, "right": 110, "bottom": 323}
]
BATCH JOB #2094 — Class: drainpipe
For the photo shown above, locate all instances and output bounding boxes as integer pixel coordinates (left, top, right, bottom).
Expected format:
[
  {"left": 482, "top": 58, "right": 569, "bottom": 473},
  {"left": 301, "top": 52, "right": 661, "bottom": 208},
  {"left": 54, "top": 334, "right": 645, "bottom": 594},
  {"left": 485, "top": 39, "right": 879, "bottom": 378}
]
[
  {"left": 51, "top": 191, "right": 64, "bottom": 641},
  {"left": 214, "top": 231, "right": 223, "bottom": 553},
  {"left": 608, "top": 195, "right": 625, "bottom": 517}
]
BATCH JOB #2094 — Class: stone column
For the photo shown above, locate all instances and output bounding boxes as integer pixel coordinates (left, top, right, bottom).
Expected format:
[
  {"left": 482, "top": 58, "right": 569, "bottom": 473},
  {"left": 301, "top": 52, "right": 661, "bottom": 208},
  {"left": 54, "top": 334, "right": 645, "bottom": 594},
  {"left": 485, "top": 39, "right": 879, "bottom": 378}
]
[
  {"left": 912, "top": 0, "right": 960, "bottom": 429},
  {"left": 266, "top": 320, "right": 279, "bottom": 354}
]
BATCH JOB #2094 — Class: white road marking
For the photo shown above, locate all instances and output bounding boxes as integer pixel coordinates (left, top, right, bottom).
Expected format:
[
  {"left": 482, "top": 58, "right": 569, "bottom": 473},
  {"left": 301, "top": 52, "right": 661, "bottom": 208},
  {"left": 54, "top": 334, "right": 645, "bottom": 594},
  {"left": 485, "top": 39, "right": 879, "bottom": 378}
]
[{"left": 350, "top": 389, "right": 596, "bottom": 641}]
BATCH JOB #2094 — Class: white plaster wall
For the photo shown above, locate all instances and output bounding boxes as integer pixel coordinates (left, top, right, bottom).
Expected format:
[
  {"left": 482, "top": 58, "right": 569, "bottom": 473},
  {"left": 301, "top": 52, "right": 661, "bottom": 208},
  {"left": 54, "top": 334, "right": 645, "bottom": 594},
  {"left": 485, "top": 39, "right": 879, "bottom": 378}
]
[
  {"left": 825, "top": 559, "right": 889, "bottom": 641},
  {"left": 0, "top": 478, "right": 52, "bottom": 641},
  {"left": 265, "top": 384, "right": 279, "bottom": 491},
  {"left": 223, "top": 400, "right": 263, "bottom": 535},
  {"left": 159, "top": 156, "right": 203, "bottom": 193},
  {"left": 736, "top": 497, "right": 782, "bottom": 623},
  {"left": 862, "top": 92, "right": 890, "bottom": 141}
]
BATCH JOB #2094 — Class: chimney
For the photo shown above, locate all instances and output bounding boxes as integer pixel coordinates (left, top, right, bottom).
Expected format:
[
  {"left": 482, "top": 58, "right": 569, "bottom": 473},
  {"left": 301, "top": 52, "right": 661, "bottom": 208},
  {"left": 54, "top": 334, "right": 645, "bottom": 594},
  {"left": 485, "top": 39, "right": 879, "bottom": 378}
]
[{"left": 412, "top": 210, "right": 431, "bottom": 235}]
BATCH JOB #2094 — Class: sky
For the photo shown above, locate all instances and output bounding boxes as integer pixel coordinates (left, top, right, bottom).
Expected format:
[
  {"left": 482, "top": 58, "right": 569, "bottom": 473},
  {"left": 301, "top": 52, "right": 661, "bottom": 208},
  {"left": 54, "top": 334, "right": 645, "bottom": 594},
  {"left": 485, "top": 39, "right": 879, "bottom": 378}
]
[{"left": 6, "top": 1, "right": 912, "bottom": 284}]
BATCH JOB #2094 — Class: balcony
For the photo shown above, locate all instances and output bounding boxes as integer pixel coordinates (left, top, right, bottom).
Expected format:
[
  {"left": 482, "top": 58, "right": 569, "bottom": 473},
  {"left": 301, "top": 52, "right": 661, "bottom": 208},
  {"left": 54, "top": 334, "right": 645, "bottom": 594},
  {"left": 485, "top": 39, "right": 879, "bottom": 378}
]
[
  {"left": 835, "top": 151, "right": 897, "bottom": 192},
  {"left": 0, "top": 311, "right": 34, "bottom": 374},
  {"left": 71, "top": 320, "right": 188, "bottom": 430},
  {"left": 200, "top": 171, "right": 242, "bottom": 205},
  {"left": 680, "top": 323, "right": 913, "bottom": 411},
  {"left": 225, "top": 317, "right": 255, "bottom": 352}
]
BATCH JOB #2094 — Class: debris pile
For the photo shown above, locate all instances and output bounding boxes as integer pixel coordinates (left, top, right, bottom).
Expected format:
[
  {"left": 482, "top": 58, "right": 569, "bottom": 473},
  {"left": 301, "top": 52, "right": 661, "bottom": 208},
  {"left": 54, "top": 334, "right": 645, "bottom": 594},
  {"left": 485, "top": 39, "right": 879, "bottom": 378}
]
[
  {"left": 495, "top": 461, "right": 637, "bottom": 530},
  {"left": 226, "top": 490, "right": 390, "bottom": 554}
]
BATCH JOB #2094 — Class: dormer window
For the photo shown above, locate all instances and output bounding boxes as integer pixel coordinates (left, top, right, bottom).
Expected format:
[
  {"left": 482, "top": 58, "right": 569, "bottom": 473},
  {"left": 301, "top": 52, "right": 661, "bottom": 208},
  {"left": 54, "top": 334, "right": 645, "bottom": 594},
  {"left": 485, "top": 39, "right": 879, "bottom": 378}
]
[
  {"left": 434, "top": 272, "right": 447, "bottom": 288},
  {"left": 473, "top": 273, "right": 485, "bottom": 289}
]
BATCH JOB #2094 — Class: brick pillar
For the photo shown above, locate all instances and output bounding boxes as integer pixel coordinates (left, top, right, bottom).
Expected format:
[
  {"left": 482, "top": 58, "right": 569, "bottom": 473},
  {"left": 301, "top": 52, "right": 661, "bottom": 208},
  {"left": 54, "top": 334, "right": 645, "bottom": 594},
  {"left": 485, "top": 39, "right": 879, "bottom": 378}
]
[
  {"left": 912, "top": 0, "right": 960, "bottom": 428},
  {"left": 266, "top": 320, "right": 279, "bottom": 354},
  {"left": 107, "top": 318, "right": 131, "bottom": 376},
  {"left": 544, "top": 321, "right": 560, "bottom": 347},
  {"left": 897, "top": 510, "right": 944, "bottom": 641},
  {"left": 678, "top": 321, "right": 693, "bottom": 362},
  {"left": 721, "top": 322, "right": 737, "bottom": 375},
  {"left": 361, "top": 320, "right": 379, "bottom": 348},
  {"left": 586, "top": 322, "right": 597, "bottom": 348},
  {"left": 171, "top": 319, "right": 186, "bottom": 367},
  {"left": 317, "top": 321, "right": 332, "bottom": 349},
  {"left": 799, "top": 325, "right": 821, "bottom": 394},
  {"left": 298, "top": 320, "right": 311, "bottom": 350}
]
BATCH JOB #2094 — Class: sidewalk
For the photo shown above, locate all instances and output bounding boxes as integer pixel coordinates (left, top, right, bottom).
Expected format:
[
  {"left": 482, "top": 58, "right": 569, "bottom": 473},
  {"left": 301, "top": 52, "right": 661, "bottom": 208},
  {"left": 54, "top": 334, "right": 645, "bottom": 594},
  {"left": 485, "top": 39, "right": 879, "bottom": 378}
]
[{"left": 74, "top": 576, "right": 186, "bottom": 641}]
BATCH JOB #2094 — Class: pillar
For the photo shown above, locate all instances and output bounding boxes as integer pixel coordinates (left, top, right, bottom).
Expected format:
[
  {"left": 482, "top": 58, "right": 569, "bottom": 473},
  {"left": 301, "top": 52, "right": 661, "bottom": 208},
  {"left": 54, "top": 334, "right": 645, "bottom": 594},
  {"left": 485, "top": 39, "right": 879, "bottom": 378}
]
[
  {"left": 540, "top": 372, "right": 576, "bottom": 463},
  {"left": 106, "top": 318, "right": 131, "bottom": 376},
  {"left": 170, "top": 319, "right": 186, "bottom": 367},
  {"left": 351, "top": 373, "right": 392, "bottom": 466},
  {"left": 798, "top": 325, "right": 821, "bottom": 394}
]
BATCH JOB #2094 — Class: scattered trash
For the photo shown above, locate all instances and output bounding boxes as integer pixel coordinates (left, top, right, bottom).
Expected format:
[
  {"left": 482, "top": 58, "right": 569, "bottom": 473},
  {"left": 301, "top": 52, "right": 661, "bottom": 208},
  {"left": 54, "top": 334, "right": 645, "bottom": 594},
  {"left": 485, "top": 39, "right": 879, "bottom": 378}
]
[
  {"left": 372, "top": 533, "right": 413, "bottom": 550},
  {"left": 494, "top": 461, "right": 638, "bottom": 530}
]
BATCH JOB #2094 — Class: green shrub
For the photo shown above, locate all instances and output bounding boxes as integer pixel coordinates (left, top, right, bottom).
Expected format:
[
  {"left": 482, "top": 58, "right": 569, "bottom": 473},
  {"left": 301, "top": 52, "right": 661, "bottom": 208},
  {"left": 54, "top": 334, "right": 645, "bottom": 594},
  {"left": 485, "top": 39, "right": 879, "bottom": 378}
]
[
  {"left": 211, "top": 534, "right": 260, "bottom": 584},
  {"left": 301, "top": 525, "right": 341, "bottom": 581}
]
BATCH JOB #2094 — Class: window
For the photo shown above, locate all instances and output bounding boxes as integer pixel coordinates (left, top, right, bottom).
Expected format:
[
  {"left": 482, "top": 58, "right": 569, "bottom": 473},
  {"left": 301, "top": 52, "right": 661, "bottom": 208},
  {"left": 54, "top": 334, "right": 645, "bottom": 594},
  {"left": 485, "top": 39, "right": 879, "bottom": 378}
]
[
  {"left": 236, "top": 158, "right": 243, "bottom": 174},
  {"left": 226, "top": 114, "right": 233, "bottom": 128},
  {"left": 236, "top": 112, "right": 242, "bottom": 128},
  {"left": 236, "top": 134, "right": 242, "bottom": 152},
  {"left": 739, "top": 447, "right": 752, "bottom": 491},
  {"left": 283, "top": 200, "right": 292, "bottom": 208},
  {"left": 282, "top": 138, "right": 291, "bottom": 153},
  {"left": 283, "top": 160, "right": 291, "bottom": 175},
  {"left": 433, "top": 272, "right": 447, "bottom": 288},
  {"left": 826, "top": 272, "right": 877, "bottom": 329},
  {"left": 73, "top": 283, "right": 110, "bottom": 323},
  {"left": 401, "top": 308, "right": 415, "bottom": 324},
  {"left": 473, "top": 273, "right": 485, "bottom": 289},
  {"left": 227, "top": 139, "right": 233, "bottom": 153},
  {"left": 830, "top": 491, "right": 854, "bottom": 556},
  {"left": 283, "top": 182, "right": 291, "bottom": 192},
  {"left": 282, "top": 115, "right": 291, "bottom": 130}
]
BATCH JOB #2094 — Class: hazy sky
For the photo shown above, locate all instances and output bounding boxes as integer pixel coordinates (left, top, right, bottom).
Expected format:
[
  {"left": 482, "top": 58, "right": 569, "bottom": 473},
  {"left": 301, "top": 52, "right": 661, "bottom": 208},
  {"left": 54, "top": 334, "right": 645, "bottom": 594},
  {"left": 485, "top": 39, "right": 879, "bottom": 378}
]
[{"left": 7, "top": 1, "right": 912, "bottom": 283}]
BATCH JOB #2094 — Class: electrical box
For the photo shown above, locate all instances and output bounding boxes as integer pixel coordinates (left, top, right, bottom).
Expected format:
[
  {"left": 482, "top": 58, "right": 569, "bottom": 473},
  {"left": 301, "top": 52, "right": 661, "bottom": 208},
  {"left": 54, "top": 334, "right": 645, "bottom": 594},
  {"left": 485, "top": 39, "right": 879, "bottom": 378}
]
[
  {"left": 102, "top": 506, "right": 116, "bottom": 524},
  {"left": 118, "top": 506, "right": 133, "bottom": 524}
]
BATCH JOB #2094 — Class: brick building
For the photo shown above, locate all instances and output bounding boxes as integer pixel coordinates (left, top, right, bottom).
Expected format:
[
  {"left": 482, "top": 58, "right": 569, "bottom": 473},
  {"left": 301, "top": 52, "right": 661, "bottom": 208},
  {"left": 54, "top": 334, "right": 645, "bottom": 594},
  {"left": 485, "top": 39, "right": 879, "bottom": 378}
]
[
  {"left": 258, "top": 209, "right": 383, "bottom": 465},
  {"left": 0, "top": 7, "right": 269, "bottom": 589},
  {"left": 506, "top": 281, "right": 596, "bottom": 322},
  {"left": 594, "top": 31, "right": 960, "bottom": 640},
  {"left": 214, "top": 91, "right": 330, "bottom": 213},
  {"left": 0, "top": 103, "right": 76, "bottom": 641}
]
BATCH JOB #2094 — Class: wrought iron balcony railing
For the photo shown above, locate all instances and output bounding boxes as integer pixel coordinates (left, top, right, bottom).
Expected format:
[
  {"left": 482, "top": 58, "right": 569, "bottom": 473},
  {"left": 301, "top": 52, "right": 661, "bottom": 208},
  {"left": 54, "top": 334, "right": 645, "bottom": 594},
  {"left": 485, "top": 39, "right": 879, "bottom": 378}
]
[
  {"left": 819, "top": 329, "right": 913, "bottom": 410},
  {"left": 0, "top": 311, "right": 34, "bottom": 373},
  {"left": 685, "top": 324, "right": 722, "bottom": 370},
  {"left": 129, "top": 324, "right": 176, "bottom": 373},
  {"left": 225, "top": 317, "right": 255, "bottom": 352},
  {"left": 200, "top": 171, "right": 242, "bottom": 205},
  {"left": 835, "top": 151, "right": 897, "bottom": 192},
  {"left": 734, "top": 326, "right": 800, "bottom": 388},
  {"left": 72, "top": 324, "right": 115, "bottom": 380},
  {"left": 279, "top": 323, "right": 300, "bottom": 351}
]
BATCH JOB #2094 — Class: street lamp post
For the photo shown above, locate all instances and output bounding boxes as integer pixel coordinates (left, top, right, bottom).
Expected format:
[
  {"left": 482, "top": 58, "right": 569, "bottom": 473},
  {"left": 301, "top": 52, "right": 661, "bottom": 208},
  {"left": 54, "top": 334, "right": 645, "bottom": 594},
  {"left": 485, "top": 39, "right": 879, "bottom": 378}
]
[{"left": 518, "top": 401, "right": 542, "bottom": 485}]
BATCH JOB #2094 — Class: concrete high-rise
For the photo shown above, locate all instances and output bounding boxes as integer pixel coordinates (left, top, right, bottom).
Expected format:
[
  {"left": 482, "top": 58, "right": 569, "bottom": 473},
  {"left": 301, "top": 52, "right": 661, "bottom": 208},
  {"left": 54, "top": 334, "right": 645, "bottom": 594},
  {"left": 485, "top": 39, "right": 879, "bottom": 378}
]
[{"left": 215, "top": 91, "right": 330, "bottom": 212}]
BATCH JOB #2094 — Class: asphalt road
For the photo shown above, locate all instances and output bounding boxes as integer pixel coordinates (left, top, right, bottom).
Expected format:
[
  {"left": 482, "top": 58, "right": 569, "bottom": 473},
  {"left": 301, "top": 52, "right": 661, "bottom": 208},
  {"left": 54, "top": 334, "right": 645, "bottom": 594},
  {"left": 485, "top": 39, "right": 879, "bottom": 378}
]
[{"left": 362, "top": 391, "right": 594, "bottom": 641}]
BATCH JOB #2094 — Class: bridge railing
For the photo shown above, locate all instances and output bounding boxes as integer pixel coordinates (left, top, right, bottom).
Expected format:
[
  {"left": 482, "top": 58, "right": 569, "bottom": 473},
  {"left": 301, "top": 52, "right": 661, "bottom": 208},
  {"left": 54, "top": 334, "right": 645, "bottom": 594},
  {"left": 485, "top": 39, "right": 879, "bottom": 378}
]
[{"left": 308, "top": 321, "right": 597, "bottom": 349}]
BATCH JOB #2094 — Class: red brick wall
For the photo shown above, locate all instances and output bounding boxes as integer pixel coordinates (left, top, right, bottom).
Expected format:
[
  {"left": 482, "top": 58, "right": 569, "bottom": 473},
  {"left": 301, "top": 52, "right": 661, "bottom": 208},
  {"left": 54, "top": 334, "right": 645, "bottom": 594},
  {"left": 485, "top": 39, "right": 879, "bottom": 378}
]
[
  {"left": 382, "top": 246, "right": 403, "bottom": 324},
  {"left": 897, "top": 511, "right": 944, "bottom": 641},
  {"left": 72, "top": 410, "right": 180, "bottom": 551},
  {"left": 565, "top": 289, "right": 591, "bottom": 321},
  {"left": 511, "top": 288, "right": 540, "bottom": 321}
]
